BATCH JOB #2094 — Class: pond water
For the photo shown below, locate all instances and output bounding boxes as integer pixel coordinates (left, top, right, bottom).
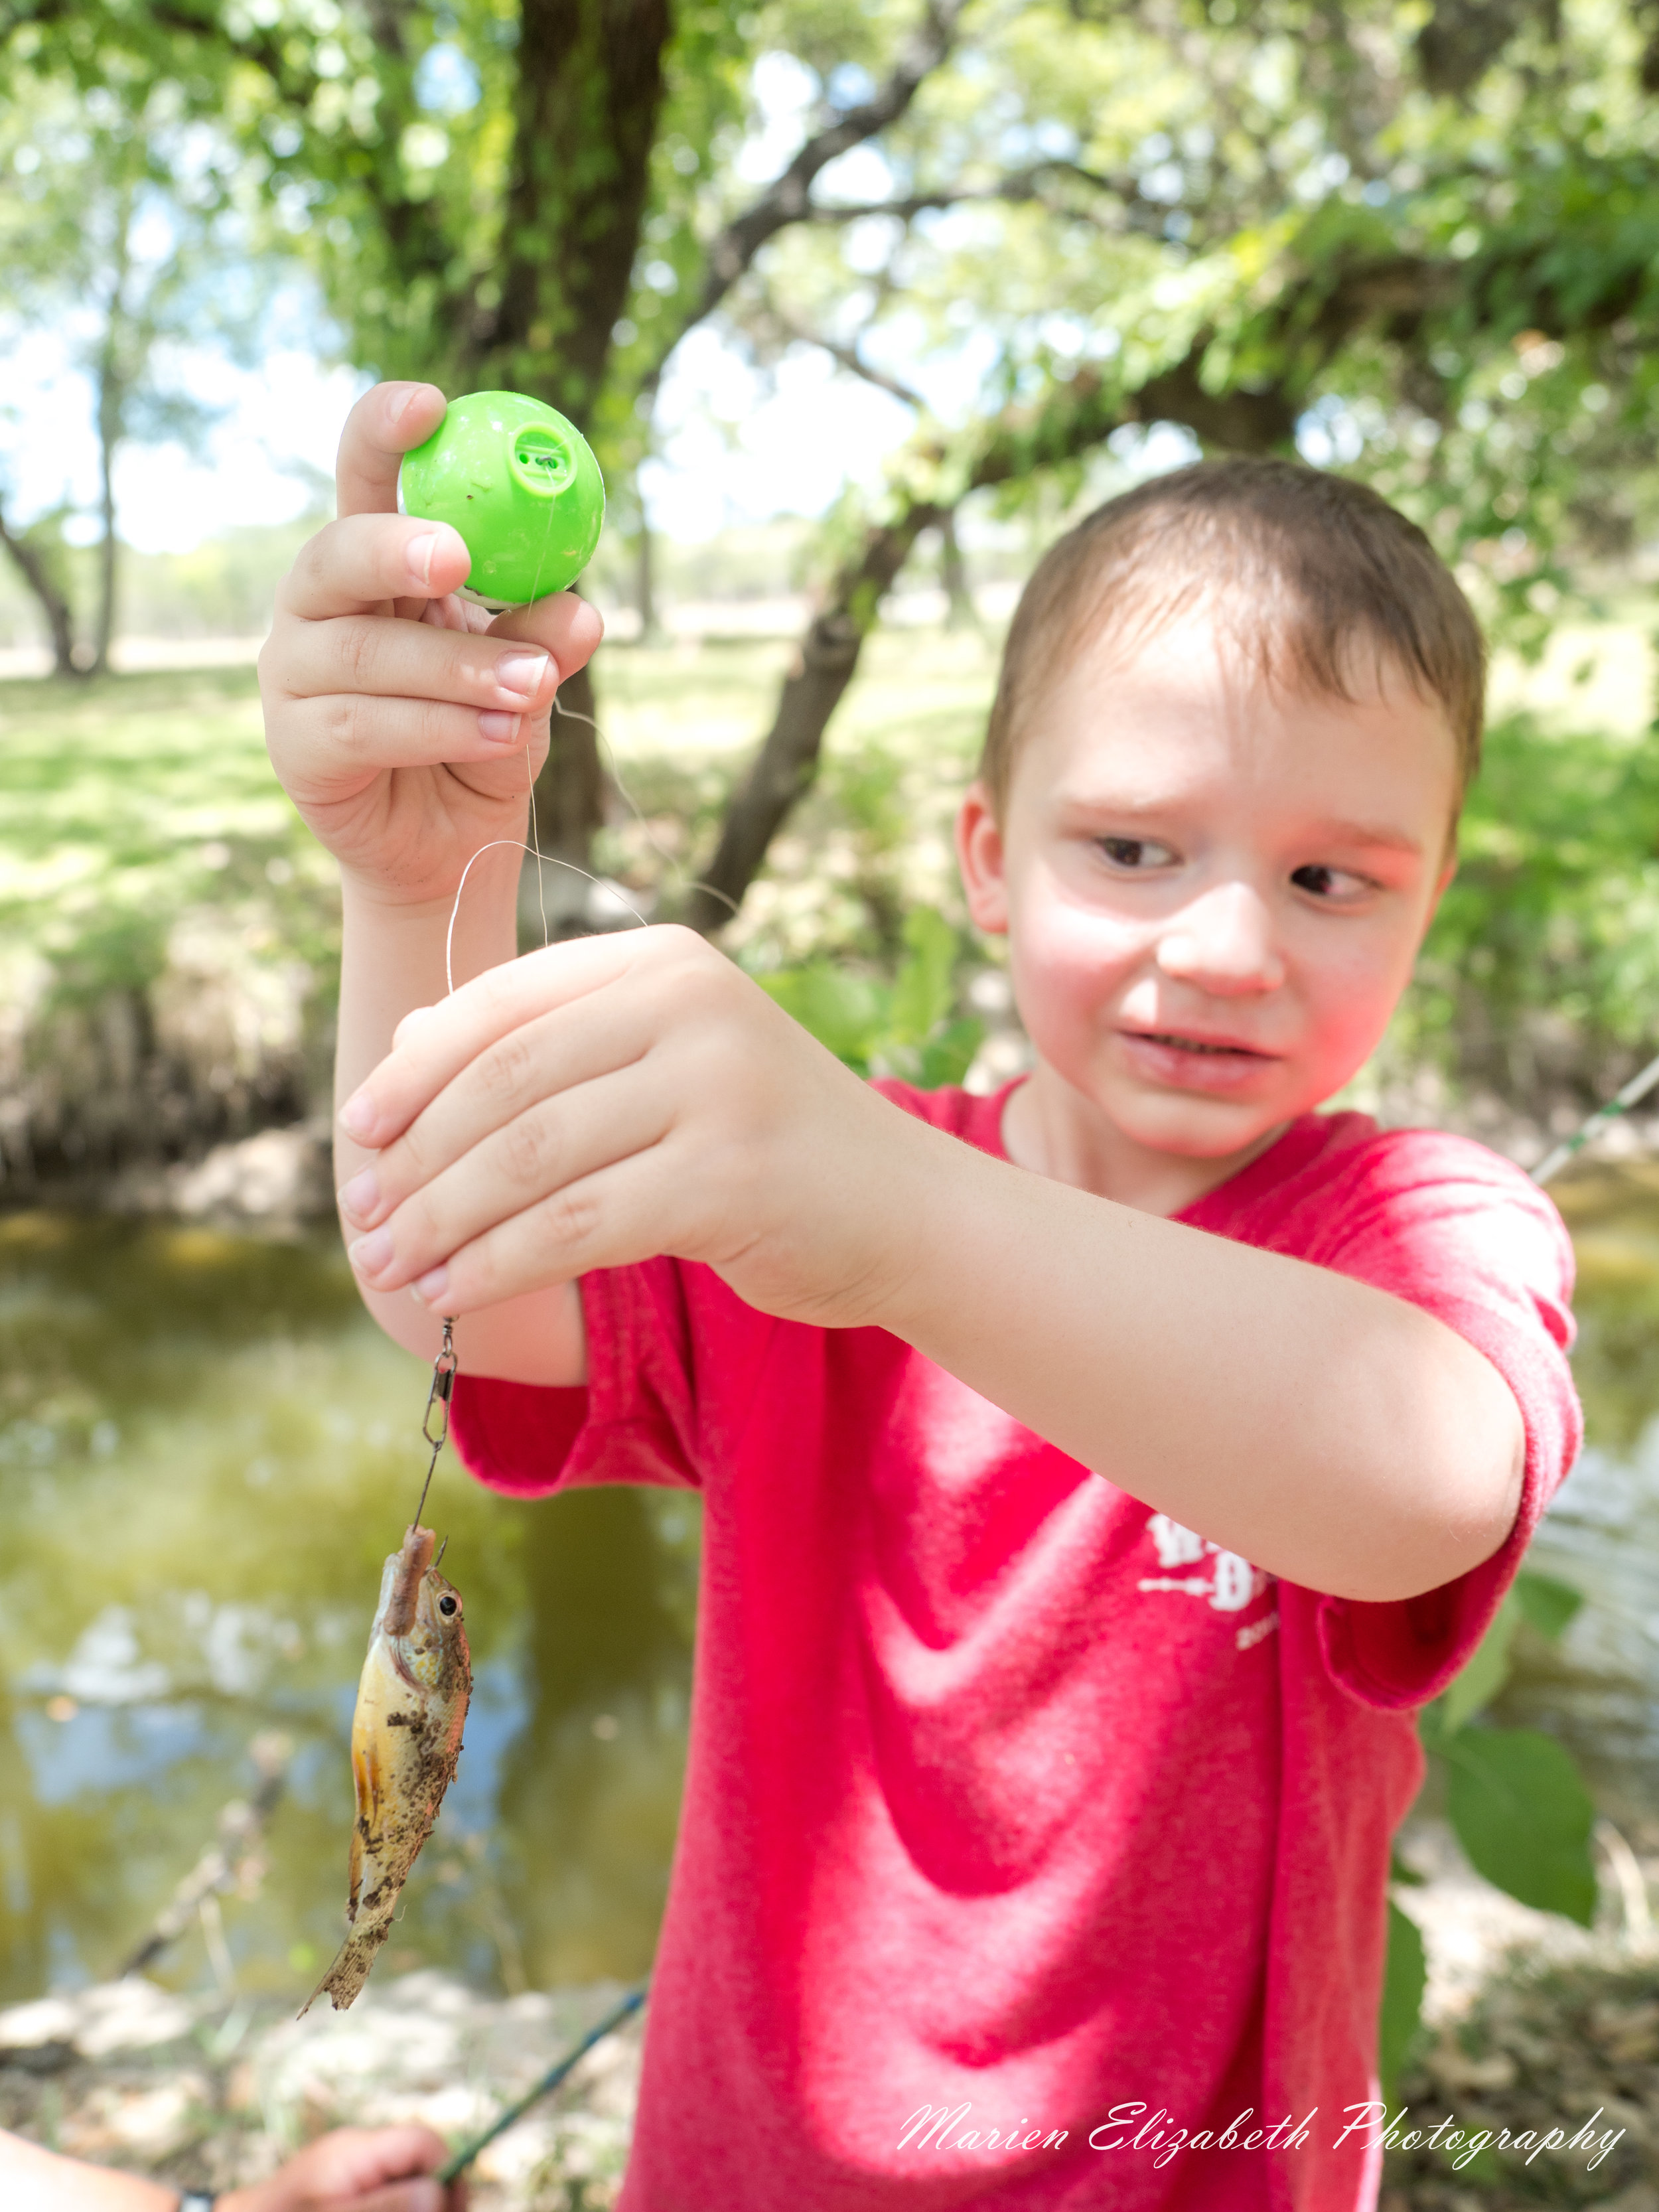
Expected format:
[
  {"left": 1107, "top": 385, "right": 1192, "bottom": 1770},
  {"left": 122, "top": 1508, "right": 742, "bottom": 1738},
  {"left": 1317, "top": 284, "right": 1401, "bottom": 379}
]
[
  {"left": 2, "top": 1167, "right": 1658, "bottom": 2014},
  {"left": 1502, "top": 1159, "right": 1659, "bottom": 1824},
  {"left": 0, "top": 1213, "right": 697, "bottom": 2011}
]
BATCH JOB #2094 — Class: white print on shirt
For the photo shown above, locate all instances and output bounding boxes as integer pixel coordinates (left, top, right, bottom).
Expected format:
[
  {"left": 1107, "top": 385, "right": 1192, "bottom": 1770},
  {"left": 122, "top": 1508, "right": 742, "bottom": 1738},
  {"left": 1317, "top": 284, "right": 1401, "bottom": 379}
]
[{"left": 1141, "top": 1513, "right": 1277, "bottom": 1648}]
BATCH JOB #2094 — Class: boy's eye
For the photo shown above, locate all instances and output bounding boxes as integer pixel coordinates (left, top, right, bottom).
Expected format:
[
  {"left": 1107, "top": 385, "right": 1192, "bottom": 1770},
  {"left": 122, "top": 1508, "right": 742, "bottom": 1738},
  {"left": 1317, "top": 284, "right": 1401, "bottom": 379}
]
[
  {"left": 1291, "top": 863, "right": 1370, "bottom": 901},
  {"left": 1096, "top": 836, "right": 1177, "bottom": 871}
]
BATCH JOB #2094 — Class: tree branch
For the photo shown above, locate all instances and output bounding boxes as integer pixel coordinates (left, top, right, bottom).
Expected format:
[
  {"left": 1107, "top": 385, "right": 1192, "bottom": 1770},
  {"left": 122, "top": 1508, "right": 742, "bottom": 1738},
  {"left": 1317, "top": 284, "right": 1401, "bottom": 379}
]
[
  {"left": 678, "top": 359, "right": 1175, "bottom": 934},
  {"left": 644, "top": 0, "right": 970, "bottom": 383},
  {"left": 0, "top": 494, "right": 80, "bottom": 678},
  {"left": 801, "top": 157, "right": 1157, "bottom": 231},
  {"left": 749, "top": 288, "right": 926, "bottom": 407}
]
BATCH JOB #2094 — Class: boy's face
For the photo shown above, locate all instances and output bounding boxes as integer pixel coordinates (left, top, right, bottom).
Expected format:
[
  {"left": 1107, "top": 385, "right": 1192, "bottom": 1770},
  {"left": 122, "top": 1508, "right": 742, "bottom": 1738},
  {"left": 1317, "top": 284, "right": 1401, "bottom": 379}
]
[{"left": 958, "top": 616, "right": 1459, "bottom": 1193}]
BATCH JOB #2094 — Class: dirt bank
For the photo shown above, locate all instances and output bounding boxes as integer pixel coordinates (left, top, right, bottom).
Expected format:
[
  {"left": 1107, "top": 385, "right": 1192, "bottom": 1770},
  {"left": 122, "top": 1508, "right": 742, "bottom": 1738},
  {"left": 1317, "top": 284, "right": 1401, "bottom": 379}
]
[{"left": 0, "top": 1970, "right": 641, "bottom": 2209}]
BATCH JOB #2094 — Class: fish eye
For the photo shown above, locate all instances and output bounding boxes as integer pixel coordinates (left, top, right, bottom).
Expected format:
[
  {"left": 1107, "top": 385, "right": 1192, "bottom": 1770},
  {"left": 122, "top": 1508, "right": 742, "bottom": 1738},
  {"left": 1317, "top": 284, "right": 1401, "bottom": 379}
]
[{"left": 438, "top": 1594, "right": 458, "bottom": 1617}]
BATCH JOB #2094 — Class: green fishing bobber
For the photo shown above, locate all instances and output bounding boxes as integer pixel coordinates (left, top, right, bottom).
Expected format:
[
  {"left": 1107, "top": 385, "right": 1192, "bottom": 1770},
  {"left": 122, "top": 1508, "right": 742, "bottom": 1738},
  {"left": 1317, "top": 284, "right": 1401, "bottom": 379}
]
[{"left": 397, "top": 391, "right": 605, "bottom": 610}]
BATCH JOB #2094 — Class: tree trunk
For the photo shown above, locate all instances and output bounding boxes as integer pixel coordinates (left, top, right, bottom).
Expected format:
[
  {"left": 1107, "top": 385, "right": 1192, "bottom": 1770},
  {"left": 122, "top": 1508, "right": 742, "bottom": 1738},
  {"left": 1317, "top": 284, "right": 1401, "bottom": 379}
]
[
  {"left": 94, "top": 352, "right": 121, "bottom": 676},
  {"left": 519, "top": 654, "right": 607, "bottom": 944},
  {"left": 0, "top": 498, "right": 81, "bottom": 678},
  {"left": 92, "top": 196, "right": 133, "bottom": 678},
  {"left": 466, "top": 0, "right": 673, "bottom": 889},
  {"left": 939, "top": 511, "right": 975, "bottom": 629},
  {"left": 680, "top": 509, "right": 944, "bottom": 936},
  {"left": 480, "top": 0, "right": 672, "bottom": 427},
  {"left": 635, "top": 505, "right": 659, "bottom": 642}
]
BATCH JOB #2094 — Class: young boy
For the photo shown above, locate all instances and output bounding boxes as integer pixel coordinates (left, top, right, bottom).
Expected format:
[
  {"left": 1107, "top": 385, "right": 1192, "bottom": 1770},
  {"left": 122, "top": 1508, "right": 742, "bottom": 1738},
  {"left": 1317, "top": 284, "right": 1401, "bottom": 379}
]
[{"left": 260, "top": 384, "right": 1580, "bottom": 2211}]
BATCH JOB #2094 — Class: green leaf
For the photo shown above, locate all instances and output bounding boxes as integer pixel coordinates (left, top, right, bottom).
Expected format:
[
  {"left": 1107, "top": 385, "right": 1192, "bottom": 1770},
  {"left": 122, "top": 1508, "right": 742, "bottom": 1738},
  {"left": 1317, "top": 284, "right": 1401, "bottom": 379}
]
[
  {"left": 1379, "top": 1901, "right": 1426, "bottom": 2102},
  {"left": 1514, "top": 1568, "right": 1584, "bottom": 1641},
  {"left": 758, "top": 966, "right": 886, "bottom": 1069},
  {"left": 1389, "top": 1849, "right": 1424, "bottom": 1888},
  {"left": 917, "top": 1016, "right": 984, "bottom": 1091},
  {"left": 1443, "top": 1726, "right": 1598, "bottom": 1925},
  {"left": 1441, "top": 1593, "right": 1521, "bottom": 1732},
  {"left": 887, "top": 907, "right": 958, "bottom": 1045}
]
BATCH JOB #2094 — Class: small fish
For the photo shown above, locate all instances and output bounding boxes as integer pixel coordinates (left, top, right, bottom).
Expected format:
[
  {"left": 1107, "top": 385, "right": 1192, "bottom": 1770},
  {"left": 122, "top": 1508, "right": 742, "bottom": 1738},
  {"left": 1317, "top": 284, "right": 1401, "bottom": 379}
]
[{"left": 301, "top": 1522, "right": 470, "bottom": 2015}]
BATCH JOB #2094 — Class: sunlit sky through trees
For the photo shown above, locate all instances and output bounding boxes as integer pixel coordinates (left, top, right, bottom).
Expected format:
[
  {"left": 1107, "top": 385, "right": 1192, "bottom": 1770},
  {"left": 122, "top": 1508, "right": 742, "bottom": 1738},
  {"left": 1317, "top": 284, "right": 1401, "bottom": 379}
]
[{"left": 5, "top": 42, "right": 1210, "bottom": 558}]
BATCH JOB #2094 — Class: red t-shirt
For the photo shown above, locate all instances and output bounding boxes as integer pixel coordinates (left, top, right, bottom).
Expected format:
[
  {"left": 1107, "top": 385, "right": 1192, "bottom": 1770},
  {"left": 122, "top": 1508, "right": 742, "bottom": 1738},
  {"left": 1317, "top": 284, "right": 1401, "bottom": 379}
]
[{"left": 451, "top": 1084, "right": 1580, "bottom": 2212}]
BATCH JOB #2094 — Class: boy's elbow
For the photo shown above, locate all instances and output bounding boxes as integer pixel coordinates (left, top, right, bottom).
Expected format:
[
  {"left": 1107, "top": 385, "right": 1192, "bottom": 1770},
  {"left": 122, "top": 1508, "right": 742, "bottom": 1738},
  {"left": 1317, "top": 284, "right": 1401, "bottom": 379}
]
[{"left": 1349, "top": 1363, "right": 1528, "bottom": 1604}]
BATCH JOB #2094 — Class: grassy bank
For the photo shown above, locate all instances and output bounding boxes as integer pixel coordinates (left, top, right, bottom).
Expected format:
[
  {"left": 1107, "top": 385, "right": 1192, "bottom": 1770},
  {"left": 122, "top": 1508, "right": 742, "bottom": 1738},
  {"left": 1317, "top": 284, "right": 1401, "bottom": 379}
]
[{"left": 0, "top": 630, "right": 1006, "bottom": 1187}]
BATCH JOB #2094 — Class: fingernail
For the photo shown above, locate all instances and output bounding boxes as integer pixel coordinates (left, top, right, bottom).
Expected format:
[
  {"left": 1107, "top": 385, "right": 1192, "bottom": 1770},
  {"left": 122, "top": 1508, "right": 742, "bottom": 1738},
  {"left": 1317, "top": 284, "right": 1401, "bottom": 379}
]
[
  {"left": 339, "top": 1090, "right": 378, "bottom": 1142},
  {"left": 478, "top": 709, "right": 522, "bottom": 743},
  {"left": 495, "top": 650, "right": 549, "bottom": 700},
  {"left": 413, "top": 1264, "right": 449, "bottom": 1304},
  {"left": 348, "top": 1228, "right": 395, "bottom": 1276},
  {"left": 407, "top": 532, "right": 438, "bottom": 586},
  {"left": 337, "top": 1168, "right": 380, "bottom": 1221}
]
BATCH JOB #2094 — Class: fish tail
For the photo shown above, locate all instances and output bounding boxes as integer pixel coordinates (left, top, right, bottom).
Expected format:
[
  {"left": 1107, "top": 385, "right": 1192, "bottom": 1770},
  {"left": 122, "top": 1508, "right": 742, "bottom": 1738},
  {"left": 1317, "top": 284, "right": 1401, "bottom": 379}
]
[{"left": 297, "top": 1913, "right": 392, "bottom": 2018}]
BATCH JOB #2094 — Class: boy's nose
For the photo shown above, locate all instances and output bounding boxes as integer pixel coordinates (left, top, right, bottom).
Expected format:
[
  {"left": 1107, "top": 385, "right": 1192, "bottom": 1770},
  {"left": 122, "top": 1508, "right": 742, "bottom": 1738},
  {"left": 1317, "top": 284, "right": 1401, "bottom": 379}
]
[{"left": 1155, "top": 882, "right": 1285, "bottom": 995}]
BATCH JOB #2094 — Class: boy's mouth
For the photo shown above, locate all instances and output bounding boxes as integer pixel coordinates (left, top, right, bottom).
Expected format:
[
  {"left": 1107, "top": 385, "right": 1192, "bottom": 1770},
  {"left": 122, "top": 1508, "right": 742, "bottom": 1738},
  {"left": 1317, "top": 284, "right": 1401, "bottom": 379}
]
[
  {"left": 1125, "top": 1027, "right": 1274, "bottom": 1060},
  {"left": 1118, "top": 1026, "right": 1280, "bottom": 1090}
]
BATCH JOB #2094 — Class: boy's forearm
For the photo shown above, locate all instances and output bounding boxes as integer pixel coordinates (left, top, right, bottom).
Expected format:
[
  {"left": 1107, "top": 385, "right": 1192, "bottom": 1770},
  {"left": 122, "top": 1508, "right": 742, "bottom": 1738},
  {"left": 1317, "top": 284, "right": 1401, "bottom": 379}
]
[
  {"left": 878, "top": 1130, "right": 1524, "bottom": 1604},
  {"left": 338, "top": 865, "right": 587, "bottom": 1382}
]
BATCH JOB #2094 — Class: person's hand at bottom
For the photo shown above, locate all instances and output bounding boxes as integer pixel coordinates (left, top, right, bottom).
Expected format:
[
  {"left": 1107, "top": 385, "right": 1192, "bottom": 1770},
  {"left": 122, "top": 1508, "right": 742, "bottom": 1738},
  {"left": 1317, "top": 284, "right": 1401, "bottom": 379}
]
[
  {"left": 1, "top": 2122, "right": 463, "bottom": 2212},
  {"left": 224, "top": 2126, "right": 465, "bottom": 2212}
]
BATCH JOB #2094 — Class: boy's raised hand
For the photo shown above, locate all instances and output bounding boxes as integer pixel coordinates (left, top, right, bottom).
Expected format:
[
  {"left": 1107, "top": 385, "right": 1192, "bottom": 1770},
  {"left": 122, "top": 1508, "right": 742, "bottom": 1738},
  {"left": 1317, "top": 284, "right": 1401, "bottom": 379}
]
[
  {"left": 334, "top": 925, "right": 938, "bottom": 1331},
  {"left": 259, "top": 382, "right": 602, "bottom": 909}
]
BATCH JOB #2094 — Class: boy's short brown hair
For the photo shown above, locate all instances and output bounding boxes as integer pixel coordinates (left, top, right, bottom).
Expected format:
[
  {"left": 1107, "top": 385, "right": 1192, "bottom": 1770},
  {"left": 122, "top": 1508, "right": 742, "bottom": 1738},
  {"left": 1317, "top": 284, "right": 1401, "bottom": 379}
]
[{"left": 979, "top": 457, "right": 1486, "bottom": 818}]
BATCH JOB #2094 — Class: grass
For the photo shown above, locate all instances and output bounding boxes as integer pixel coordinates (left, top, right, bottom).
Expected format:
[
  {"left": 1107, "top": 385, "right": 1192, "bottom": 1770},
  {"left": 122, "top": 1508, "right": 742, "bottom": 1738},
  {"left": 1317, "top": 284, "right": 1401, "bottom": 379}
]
[
  {"left": 0, "top": 664, "right": 336, "bottom": 1010},
  {"left": 4, "top": 613, "right": 1656, "bottom": 1157},
  {"left": 0, "top": 629, "right": 1005, "bottom": 1088}
]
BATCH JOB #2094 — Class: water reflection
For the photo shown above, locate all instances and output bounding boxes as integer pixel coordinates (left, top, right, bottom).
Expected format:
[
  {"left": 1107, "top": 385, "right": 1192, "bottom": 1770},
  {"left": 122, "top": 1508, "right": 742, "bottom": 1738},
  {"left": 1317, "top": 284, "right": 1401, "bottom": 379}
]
[
  {"left": 1503, "top": 1161, "right": 1659, "bottom": 1824},
  {"left": 0, "top": 1213, "right": 697, "bottom": 2008}
]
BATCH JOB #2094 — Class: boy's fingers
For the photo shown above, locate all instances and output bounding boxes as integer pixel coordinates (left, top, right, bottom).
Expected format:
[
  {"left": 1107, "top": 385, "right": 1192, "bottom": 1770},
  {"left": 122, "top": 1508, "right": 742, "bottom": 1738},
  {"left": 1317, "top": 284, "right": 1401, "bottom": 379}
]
[
  {"left": 490, "top": 591, "right": 605, "bottom": 668},
  {"left": 276, "top": 693, "right": 549, "bottom": 784},
  {"left": 340, "top": 992, "right": 658, "bottom": 1230},
  {"left": 401, "top": 1143, "right": 685, "bottom": 1315},
  {"left": 336, "top": 381, "right": 447, "bottom": 519},
  {"left": 278, "top": 617, "right": 562, "bottom": 719},
  {"left": 340, "top": 932, "right": 679, "bottom": 1148},
  {"left": 278, "top": 514, "right": 472, "bottom": 624},
  {"left": 346, "top": 1062, "right": 673, "bottom": 1297}
]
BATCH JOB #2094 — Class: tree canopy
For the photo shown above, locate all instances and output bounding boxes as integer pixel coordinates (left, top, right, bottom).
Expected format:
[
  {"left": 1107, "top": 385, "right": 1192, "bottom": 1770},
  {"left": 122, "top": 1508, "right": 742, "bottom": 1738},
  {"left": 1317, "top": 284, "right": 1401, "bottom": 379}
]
[{"left": 6, "top": 0, "right": 1659, "bottom": 905}]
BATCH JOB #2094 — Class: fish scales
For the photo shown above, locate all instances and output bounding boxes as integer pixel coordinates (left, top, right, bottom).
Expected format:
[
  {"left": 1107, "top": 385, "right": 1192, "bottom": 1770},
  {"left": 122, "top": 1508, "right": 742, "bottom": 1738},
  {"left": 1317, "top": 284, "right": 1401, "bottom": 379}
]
[{"left": 301, "top": 1522, "right": 470, "bottom": 2015}]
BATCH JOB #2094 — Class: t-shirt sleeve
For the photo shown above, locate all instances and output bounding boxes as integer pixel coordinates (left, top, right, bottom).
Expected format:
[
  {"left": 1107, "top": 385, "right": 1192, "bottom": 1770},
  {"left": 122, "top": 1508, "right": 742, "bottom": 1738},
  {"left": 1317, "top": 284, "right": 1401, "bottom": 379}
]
[
  {"left": 1307, "top": 1133, "right": 1582, "bottom": 1710},
  {"left": 450, "top": 1258, "right": 740, "bottom": 1499}
]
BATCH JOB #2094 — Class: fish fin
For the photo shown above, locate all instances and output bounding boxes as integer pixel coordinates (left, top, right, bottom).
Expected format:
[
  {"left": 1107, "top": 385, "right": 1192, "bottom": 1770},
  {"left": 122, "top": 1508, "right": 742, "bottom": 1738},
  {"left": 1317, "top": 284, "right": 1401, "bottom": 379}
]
[{"left": 297, "top": 1914, "right": 391, "bottom": 2018}]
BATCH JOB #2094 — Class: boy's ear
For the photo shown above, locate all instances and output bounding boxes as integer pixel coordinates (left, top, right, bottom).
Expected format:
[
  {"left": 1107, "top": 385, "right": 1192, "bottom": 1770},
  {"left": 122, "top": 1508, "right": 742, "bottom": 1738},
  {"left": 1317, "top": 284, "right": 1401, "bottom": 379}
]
[{"left": 956, "top": 781, "right": 1010, "bottom": 934}]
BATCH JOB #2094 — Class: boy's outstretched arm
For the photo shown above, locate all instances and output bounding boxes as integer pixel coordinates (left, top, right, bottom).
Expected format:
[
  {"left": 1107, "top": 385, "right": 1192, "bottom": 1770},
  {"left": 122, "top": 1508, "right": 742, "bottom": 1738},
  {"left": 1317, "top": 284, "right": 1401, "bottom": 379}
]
[
  {"left": 331, "top": 928, "right": 1524, "bottom": 1605},
  {"left": 260, "top": 382, "right": 599, "bottom": 1386}
]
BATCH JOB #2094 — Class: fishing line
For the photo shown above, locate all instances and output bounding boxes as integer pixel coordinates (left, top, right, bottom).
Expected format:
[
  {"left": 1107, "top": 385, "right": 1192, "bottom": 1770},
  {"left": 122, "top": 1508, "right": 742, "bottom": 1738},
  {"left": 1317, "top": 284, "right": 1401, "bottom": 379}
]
[
  {"left": 443, "top": 655, "right": 745, "bottom": 991},
  {"left": 548, "top": 687, "right": 743, "bottom": 925},
  {"left": 421, "top": 509, "right": 741, "bottom": 1532}
]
